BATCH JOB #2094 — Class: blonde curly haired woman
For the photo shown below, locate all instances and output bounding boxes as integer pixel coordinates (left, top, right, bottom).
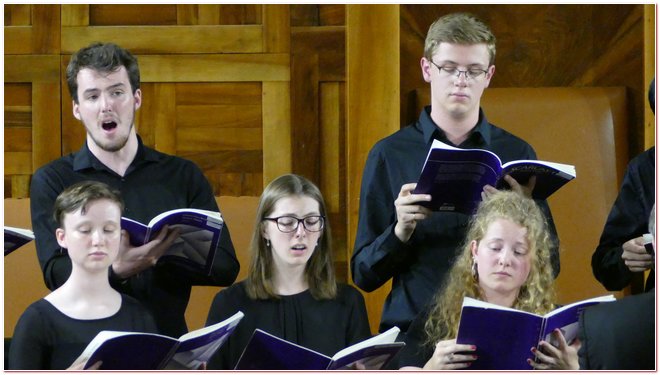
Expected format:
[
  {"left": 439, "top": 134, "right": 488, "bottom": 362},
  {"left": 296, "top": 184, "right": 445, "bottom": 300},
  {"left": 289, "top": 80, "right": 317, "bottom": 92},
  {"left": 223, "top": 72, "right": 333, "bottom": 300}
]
[{"left": 395, "top": 190, "right": 578, "bottom": 370}]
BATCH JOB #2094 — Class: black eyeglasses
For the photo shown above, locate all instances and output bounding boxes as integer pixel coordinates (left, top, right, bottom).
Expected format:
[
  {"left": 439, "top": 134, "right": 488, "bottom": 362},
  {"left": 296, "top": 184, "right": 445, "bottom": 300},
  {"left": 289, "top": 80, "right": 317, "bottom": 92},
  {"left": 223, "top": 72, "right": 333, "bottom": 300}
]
[
  {"left": 430, "top": 61, "right": 489, "bottom": 81},
  {"left": 263, "top": 215, "right": 325, "bottom": 233}
]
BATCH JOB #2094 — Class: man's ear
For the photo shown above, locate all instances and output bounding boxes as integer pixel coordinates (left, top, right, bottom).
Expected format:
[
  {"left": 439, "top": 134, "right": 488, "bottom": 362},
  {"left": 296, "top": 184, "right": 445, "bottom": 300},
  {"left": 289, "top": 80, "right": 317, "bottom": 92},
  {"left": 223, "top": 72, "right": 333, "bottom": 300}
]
[
  {"left": 56, "top": 228, "right": 67, "bottom": 248},
  {"left": 420, "top": 57, "right": 433, "bottom": 83},
  {"left": 483, "top": 65, "right": 496, "bottom": 88},
  {"left": 133, "top": 88, "right": 142, "bottom": 111},
  {"left": 72, "top": 100, "right": 81, "bottom": 121}
]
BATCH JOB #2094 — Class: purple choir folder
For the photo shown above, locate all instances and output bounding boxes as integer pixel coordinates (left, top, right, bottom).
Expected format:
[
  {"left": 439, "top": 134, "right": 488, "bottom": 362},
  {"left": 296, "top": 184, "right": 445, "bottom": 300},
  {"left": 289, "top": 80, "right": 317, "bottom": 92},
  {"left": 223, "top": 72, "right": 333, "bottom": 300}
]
[
  {"left": 413, "top": 140, "right": 575, "bottom": 213},
  {"left": 456, "top": 296, "right": 614, "bottom": 369},
  {"left": 234, "top": 326, "right": 404, "bottom": 370}
]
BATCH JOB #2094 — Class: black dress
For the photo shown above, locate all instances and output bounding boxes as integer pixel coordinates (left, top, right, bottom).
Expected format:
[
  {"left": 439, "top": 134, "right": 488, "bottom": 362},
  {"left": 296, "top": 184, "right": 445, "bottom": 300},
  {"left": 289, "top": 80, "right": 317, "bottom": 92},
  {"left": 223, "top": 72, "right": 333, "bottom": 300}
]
[
  {"left": 205, "top": 281, "right": 372, "bottom": 369},
  {"left": 9, "top": 294, "right": 157, "bottom": 370}
]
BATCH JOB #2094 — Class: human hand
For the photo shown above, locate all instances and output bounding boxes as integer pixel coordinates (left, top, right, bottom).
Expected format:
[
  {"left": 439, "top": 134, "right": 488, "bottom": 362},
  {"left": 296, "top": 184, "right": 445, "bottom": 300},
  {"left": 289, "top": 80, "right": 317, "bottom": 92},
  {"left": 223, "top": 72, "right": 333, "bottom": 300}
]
[
  {"left": 423, "top": 339, "right": 477, "bottom": 370},
  {"left": 622, "top": 236, "right": 654, "bottom": 272},
  {"left": 528, "top": 329, "right": 579, "bottom": 370},
  {"left": 393, "top": 183, "right": 432, "bottom": 243},
  {"left": 112, "top": 225, "right": 181, "bottom": 278}
]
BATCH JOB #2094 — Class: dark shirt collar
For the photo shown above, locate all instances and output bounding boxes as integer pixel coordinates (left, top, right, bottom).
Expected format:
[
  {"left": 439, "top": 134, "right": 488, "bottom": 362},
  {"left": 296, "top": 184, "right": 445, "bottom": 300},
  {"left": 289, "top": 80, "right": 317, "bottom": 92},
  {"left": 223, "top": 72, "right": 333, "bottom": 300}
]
[
  {"left": 72, "top": 134, "right": 160, "bottom": 173},
  {"left": 417, "top": 105, "right": 491, "bottom": 147}
]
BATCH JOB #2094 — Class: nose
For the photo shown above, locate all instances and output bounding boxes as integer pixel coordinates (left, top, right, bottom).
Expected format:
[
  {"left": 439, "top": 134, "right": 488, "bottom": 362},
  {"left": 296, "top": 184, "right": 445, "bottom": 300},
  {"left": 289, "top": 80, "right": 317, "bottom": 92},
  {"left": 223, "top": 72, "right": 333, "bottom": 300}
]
[
  {"left": 294, "top": 221, "right": 306, "bottom": 238},
  {"left": 91, "top": 229, "right": 104, "bottom": 245},
  {"left": 454, "top": 72, "right": 469, "bottom": 86},
  {"left": 498, "top": 248, "right": 512, "bottom": 266},
  {"left": 100, "top": 93, "right": 113, "bottom": 112}
]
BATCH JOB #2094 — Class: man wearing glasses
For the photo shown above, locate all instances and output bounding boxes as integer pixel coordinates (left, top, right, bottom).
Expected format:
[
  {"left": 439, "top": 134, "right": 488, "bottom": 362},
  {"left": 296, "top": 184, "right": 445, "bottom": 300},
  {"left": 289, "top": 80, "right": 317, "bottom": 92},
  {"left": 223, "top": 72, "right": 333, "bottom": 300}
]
[{"left": 351, "top": 13, "right": 560, "bottom": 334}]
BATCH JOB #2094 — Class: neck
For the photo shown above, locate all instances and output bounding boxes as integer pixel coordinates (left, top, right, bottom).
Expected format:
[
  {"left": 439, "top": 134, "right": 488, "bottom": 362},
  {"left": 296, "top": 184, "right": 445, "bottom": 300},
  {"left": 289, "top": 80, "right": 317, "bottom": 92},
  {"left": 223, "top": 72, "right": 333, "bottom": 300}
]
[
  {"left": 429, "top": 107, "right": 479, "bottom": 146},
  {"left": 272, "top": 264, "right": 308, "bottom": 296},
  {"left": 87, "top": 130, "right": 138, "bottom": 177},
  {"left": 63, "top": 266, "right": 115, "bottom": 299},
  {"left": 481, "top": 288, "right": 519, "bottom": 308}
]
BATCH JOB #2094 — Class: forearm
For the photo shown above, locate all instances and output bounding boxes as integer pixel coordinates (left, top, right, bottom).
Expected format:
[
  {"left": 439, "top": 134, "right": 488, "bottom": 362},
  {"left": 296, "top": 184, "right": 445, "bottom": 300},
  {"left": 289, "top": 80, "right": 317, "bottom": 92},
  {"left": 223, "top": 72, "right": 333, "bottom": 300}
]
[
  {"left": 351, "top": 224, "right": 413, "bottom": 292},
  {"left": 591, "top": 244, "right": 632, "bottom": 291},
  {"left": 184, "top": 225, "right": 239, "bottom": 286},
  {"left": 42, "top": 254, "right": 72, "bottom": 291}
]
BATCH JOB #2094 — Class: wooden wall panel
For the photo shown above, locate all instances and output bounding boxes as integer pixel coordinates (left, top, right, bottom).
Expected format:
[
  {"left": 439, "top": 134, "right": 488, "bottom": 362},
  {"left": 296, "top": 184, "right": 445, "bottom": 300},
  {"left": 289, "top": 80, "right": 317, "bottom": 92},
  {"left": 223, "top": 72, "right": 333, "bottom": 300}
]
[
  {"left": 4, "top": 5, "right": 60, "bottom": 54},
  {"left": 5, "top": 55, "right": 61, "bottom": 198},
  {"left": 90, "top": 5, "right": 178, "bottom": 26},
  {"left": 400, "top": 4, "right": 650, "bottom": 155},
  {"left": 643, "top": 4, "right": 655, "bottom": 149},
  {"left": 346, "top": 4, "right": 400, "bottom": 334}
]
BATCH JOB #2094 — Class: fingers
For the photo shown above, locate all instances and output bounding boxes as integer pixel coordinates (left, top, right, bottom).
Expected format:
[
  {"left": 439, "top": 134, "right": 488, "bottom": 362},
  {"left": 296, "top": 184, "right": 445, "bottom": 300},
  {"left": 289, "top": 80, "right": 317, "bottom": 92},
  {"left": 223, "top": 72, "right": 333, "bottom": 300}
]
[
  {"left": 428, "top": 340, "right": 477, "bottom": 370},
  {"left": 482, "top": 184, "right": 498, "bottom": 200},
  {"left": 529, "top": 345, "right": 556, "bottom": 368},
  {"left": 87, "top": 361, "right": 103, "bottom": 370},
  {"left": 502, "top": 174, "right": 535, "bottom": 198},
  {"left": 551, "top": 329, "right": 568, "bottom": 350},
  {"left": 394, "top": 183, "right": 432, "bottom": 243},
  {"left": 396, "top": 183, "right": 432, "bottom": 207},
  {"left": 622, "top": 238, "right": 653, "bottom": 257}
]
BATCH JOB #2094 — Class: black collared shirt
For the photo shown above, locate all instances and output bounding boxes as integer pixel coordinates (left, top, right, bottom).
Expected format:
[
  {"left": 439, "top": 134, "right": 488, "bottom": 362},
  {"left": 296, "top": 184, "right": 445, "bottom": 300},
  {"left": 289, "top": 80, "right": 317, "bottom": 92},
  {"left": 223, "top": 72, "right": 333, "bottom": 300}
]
[
  {"left": 592, "top": 147, "right": 655, "bottom": 291},
  {"left": 29, "top": 135, "right": 240, "bottom": 337},
  {"left": 351, "top": 106, "right": 560, "bottom": 333}
]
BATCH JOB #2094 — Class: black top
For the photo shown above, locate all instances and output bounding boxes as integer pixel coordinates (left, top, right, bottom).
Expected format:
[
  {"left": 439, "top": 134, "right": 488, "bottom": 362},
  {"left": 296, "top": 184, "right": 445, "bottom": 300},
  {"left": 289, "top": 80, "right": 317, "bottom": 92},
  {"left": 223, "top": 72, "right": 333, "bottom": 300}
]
[
  {"left": 8, "top": 294, "right": 157, "bottom": 370},
  {"left": 578, "top": 290, "right": 655, "bottom": 370},
  {"left": 386, "top": 304, "right": 435, "bottom": 369},
  {"left": 29, "top": 136, "right": 240, "bottom": 337},
  {"left": 205, "top": 281, "right": 372, "bottom": 370},
  {"left": 351, "top": 106, "right": 560, "bottom": 332},
  {"left": 592, "top": 147, "right": 655, "bottom": 291}
]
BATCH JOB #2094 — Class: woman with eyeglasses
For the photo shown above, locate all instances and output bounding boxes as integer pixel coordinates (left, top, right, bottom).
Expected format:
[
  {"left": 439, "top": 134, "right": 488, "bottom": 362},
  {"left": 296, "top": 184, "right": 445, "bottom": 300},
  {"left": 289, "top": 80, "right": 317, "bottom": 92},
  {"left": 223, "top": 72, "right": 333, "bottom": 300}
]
[{"left": 204, "top": 174, "right": 371, "bottom": 369}]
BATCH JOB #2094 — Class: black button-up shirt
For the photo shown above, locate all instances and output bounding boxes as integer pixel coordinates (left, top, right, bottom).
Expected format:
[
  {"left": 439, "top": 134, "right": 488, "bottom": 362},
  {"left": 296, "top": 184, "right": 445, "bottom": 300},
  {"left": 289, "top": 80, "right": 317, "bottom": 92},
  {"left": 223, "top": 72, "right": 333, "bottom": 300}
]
[
  {"left": 592, "top": 147, "right": 655, "bottom": 291},
  {"left": 351, "top": 106, "right": 560, "bottom": 333},
  {"left": 29, "top": 135, "right": 240, "bottom": 337}
]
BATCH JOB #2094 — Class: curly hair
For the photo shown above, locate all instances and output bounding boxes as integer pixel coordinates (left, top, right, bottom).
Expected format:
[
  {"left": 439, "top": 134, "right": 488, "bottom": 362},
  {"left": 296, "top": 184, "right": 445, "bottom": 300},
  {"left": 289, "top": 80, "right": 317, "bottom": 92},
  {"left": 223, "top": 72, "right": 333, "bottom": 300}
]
[{"left": 423, "top": 191, "right": 556, "bottom": 348}]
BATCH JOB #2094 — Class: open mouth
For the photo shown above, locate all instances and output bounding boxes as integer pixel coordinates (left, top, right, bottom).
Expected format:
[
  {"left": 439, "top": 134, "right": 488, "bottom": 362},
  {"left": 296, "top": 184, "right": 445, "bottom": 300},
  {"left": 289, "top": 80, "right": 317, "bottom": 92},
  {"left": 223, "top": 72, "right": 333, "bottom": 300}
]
[
  {"left": 102, "top": 121, "right": 118, "bottom": 131},
  {"left": 291, "top": 245, "right": 307, "bottom": 252}
]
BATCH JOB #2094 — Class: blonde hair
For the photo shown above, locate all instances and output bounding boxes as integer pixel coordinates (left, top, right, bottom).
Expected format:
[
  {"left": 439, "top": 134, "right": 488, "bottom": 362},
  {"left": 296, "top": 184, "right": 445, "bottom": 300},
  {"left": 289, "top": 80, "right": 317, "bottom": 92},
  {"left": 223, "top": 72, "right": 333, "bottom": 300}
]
[
  {"left": 245, "top": 174, "right": 336, "bottom": 300},
  {"left": 423, "top": 191, "right": 555, "bottom": 347},
  {"left": 424, "top": 12, "right": 496, "bottom": 66}
]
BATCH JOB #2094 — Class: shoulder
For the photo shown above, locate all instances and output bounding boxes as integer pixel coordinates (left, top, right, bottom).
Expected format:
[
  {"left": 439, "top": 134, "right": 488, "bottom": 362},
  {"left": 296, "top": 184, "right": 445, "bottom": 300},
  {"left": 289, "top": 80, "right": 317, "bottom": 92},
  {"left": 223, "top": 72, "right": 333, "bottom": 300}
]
[
  {"left": 370, "top": 125, "right": 421, "bottom": 155},
  {"left": 120, "top": 294, "right": 150, "bottom": 312},
  {"left": 142, "top": 145, "right": 205, "bottom": 174},
  {"left": 16, "top": 299, "right": 53, "bottom": 326},
  {"left": 335, "top": 283, "right": 366, "bottom": 303},
  {"left": 31, "top": 154, "right": 75, "bottom": 182},
  {"left": 629, "top": 146, "right": 655, "bottom": 170},
  {"left": 213, "top": 281, "right": 249, "bottom": 304},
  {"left": 486, "top": 122, "right": 535, "bottom": 157},
  {"left": 586, "top": 292, "right": 654, "bottom": 318}
]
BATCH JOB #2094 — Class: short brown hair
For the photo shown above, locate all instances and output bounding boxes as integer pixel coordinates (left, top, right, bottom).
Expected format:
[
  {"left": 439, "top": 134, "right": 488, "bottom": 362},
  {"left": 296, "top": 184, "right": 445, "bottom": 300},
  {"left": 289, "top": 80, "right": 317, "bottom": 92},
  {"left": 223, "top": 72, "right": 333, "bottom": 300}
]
[
  {"left": 66, "top": 42, "right": 140, "bottom": 104},
  {"left": 53, "top": 181, "right": 124, "bottom": 228},
  {"left": 424, "top": 12, "right": 496, "bottom": 66}
]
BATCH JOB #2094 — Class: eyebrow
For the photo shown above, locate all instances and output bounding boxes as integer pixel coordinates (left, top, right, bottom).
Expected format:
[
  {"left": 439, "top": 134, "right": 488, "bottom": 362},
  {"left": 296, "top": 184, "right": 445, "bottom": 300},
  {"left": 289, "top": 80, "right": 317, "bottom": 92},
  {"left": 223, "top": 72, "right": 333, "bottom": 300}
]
[
  {"left": 82, "top": 82, "right": 126, "bottom": 96},
  {"left": 277, "top": 212, "right": 321, "bottom": 217},
  {"left": 435, "top": 60, "right": 488, "bottom": 68}
]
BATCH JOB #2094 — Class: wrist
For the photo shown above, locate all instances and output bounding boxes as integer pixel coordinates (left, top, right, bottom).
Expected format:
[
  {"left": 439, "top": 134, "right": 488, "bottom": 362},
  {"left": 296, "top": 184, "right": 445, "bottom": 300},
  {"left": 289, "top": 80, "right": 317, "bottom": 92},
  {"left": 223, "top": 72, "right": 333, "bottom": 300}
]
[
  {"left": 109, "top": 263, "right": 129, "bottom": 282},
  {"left": 394, "top": 223, "right": 413, "bottom": 243}
]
